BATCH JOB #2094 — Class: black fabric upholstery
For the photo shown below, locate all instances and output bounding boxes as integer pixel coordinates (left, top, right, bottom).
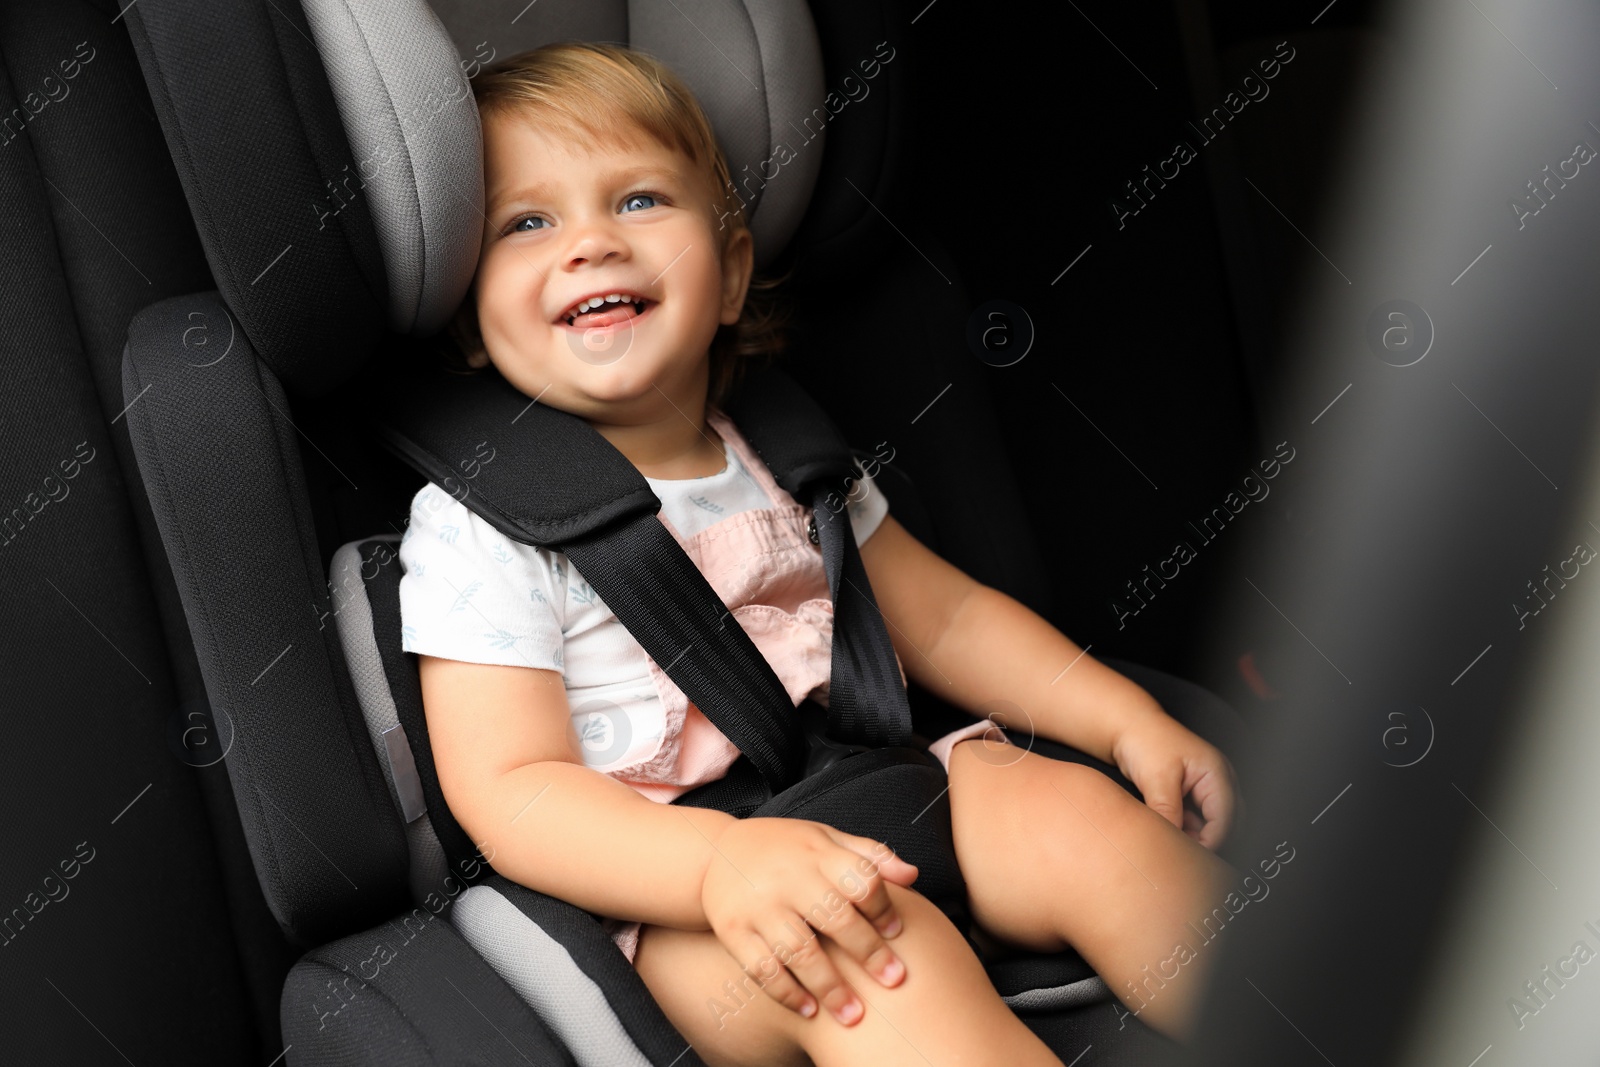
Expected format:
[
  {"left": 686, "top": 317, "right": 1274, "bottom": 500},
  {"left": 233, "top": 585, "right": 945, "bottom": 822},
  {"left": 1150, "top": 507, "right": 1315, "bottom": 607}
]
[
  {"left": 123, "top": 0, "right": 390, "bottom": 396},
  {"left": 781, "top": 233, "right": 1052, "bottom": 616},
  {"left": 719, "top": 362, "right": 860, "bottom": 497},
  {"left": 123, "top": 291, "right": 413, "bottom": 947},
  {"left": 777, "top": 0, "right": 906, "bottom": 271},
  {"left": 280, "top": 905, "right": 577, "bottom": 1066},
  {"left": 986, "top": 951, "right": 1102, "bottom": 1001},
  {"left": 671, "top": 754, "right": 782, "bottom": 819},
  {"left": 0, "top": 1, "right": 293, "bottom": 1061},
  {"left": 767, "top": 0, "right": 1052, "bottom": 610}
]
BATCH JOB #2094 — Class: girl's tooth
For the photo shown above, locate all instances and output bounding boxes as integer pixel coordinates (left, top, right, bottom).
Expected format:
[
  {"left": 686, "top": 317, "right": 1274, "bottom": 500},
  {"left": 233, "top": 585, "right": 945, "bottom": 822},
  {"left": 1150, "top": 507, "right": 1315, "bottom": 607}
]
[{"left": 566, "top": 294, "right": 644, "bottom": 320}]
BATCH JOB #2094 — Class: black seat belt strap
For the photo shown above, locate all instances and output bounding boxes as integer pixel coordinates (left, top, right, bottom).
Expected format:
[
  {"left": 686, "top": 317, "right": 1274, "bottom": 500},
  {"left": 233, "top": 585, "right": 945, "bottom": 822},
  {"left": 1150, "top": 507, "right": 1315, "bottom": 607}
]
[
  {"left": 561, "top": 512, "right": 810, "bottom": 792},
  {"left": 723, "top": 366, "right": 914, "bottom": 749},
  {"left": 809, "top": 482, "right": 913, "bottom": 748}
]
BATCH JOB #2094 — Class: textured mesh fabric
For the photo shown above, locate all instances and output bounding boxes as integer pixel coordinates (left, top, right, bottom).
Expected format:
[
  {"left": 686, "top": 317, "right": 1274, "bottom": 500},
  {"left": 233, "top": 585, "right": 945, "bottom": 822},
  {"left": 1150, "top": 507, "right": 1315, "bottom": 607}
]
[
  {"left": 280, "top": 907, "right": 579, "bottom": 1066},
  {"left": 301, "top": 0, "right": 482, "bottom": 333}
]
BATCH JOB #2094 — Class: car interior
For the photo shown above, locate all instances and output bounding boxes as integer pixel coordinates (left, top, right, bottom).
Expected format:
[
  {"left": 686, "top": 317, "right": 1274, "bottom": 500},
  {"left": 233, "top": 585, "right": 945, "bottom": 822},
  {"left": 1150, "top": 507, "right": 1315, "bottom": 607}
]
[{"left": 7, "top": 0, "right": 1600, "bottom": 1064}]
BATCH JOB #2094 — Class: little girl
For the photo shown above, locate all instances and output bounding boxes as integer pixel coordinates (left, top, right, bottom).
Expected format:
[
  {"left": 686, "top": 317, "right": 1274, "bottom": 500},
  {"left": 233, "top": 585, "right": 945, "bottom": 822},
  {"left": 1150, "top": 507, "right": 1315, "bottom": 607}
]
[{"left": 399, "top": 42, "right": 1239, "bottom": 1066}]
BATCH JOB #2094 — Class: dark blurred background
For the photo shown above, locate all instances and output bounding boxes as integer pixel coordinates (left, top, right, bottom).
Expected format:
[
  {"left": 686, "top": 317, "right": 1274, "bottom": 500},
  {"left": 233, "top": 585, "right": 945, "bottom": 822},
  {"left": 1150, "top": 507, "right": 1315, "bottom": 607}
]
[{"left": 895, "top": 0, "right": 1384, "bottom": 705}]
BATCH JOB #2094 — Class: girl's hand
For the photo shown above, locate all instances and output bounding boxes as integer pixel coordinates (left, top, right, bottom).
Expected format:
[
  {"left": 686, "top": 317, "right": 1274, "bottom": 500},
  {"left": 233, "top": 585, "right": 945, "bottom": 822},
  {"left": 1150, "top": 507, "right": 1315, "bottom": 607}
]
[
  {"left": 700, "top": 817, "right": 920, "bottom": 1026},
  {"left": 1110, "top": 710, "right": 1240, "bottom": 850}
]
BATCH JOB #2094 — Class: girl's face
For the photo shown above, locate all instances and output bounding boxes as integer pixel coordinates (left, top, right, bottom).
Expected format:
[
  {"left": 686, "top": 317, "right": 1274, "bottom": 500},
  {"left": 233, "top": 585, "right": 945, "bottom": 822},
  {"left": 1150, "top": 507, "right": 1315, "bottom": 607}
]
[{"left": 473, "top": 108, "right": 753, "bottom": 421}]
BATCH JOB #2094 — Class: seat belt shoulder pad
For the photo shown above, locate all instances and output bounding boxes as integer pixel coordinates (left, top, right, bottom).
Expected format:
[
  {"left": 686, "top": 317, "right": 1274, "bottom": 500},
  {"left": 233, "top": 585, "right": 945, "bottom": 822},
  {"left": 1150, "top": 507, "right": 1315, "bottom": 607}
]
[
  {"left": 367, "top": 361, "right": 660, "bottom": 547},
  {"left": 722, "top": 366, "right": 861, "bottom": 500}
]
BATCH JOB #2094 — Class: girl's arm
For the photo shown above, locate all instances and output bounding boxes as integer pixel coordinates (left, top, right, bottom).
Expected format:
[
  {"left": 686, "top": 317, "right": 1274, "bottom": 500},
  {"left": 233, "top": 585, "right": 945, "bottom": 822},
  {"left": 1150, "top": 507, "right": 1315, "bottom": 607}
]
[
  {"left": 859, "top": 515, "right": 1238, "bottom": 845},
  {"left": 420, "top": 655, "right": 738, "bottom": 931},
  {"left": 421, "top": 653, "right": 922, "bottom": 1017},
  {"left": 857, "top": 515, "right": 1156, "bottom": 759}
]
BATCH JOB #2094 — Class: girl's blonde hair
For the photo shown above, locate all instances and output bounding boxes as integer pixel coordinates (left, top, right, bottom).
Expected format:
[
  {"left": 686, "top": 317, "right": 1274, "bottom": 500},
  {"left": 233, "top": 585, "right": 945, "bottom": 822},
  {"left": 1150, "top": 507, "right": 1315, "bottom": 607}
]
[{"left": 441, "top": 41, "right": 789, "bottom": 410}]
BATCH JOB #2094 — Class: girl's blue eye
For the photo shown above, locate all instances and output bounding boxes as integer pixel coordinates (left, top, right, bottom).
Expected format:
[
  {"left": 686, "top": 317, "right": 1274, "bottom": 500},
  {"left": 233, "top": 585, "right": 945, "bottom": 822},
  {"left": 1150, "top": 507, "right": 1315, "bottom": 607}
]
[
  {"left": 510, "top": 215, "right": 547, "bottom": 233},
  {"left": 622, "top": 193, "right": 658, "bottom": 212}
]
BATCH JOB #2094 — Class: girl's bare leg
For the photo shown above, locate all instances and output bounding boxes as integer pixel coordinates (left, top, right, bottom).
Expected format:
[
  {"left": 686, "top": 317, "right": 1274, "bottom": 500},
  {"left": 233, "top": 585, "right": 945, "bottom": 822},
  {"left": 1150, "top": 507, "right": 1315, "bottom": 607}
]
[
  {"left": 634, "top": 880, "right": 1064, "bottom": 1067},
  {"left": 946, "top": 738, "right": 1237, "bottom": 1039}
]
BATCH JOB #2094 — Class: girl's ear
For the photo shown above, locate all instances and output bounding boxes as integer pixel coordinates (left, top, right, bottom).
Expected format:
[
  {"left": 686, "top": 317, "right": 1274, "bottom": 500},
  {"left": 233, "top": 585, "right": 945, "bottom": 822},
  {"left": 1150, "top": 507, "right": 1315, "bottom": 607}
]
[
  {"left": 718, "top": 227, "right": 755, "bottom": 326},
  {"left": 466, "top": 346, "right": 491, "bottom": 369}
]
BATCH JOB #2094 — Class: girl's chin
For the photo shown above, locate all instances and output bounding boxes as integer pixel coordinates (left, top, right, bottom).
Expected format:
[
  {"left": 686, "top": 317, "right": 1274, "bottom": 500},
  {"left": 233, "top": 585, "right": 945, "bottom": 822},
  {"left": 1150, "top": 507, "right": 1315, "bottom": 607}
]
[
  {"left": 490, "top": 342, "right": 716, "bottom": 407},
  {"left": 527, "top": 367, "right": 660, "bottom": 406}
]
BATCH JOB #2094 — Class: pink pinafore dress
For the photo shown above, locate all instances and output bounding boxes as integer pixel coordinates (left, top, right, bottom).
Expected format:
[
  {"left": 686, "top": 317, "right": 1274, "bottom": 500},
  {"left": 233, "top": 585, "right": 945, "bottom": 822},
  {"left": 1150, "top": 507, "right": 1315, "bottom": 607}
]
[{"left": 598, "top": 407, "right": 1007, "bottom": 965}]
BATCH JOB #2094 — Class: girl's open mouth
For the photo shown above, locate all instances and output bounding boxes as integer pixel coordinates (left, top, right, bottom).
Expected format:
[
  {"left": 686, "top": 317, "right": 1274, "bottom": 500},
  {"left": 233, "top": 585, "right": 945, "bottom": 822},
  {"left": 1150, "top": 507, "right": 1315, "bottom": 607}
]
[{"left": 556, "top": 293, "right": 657, "bottom": 332}]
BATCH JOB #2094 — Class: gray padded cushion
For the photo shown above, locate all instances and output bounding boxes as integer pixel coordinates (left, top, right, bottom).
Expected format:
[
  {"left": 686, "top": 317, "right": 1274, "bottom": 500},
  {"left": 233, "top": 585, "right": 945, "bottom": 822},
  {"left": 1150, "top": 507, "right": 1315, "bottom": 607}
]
[
  {"left": 369, "top": 2, "right": 825, "bottom": 275},
  {"left": 629, "top": 0, "right": 827, "bottom": 269},
  {"left": 452, "top": 885, "right": 655, "bottom": 1067},
  {"left": 329, "top": 537, "right": 456, "bottom": 908},
  {"left": 301, "top": 0, "right": 484, "bottom": 333},
  {"left": 1003, "top": 977, "right": 1111, "bottom": 1011},
  {"left": 727, "top": 0, "right": 828, "bottom": 256}
]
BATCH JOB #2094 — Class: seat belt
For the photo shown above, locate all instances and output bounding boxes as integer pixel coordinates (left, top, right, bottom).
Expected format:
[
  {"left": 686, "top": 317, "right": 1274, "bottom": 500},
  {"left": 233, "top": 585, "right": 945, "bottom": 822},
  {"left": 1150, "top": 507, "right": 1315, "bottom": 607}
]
[
  {"left": 372, "top": 361, "right": 809, "bottom": 794},
  {"left": 722, "top": 367, "right": 914, "bottom": 750}
]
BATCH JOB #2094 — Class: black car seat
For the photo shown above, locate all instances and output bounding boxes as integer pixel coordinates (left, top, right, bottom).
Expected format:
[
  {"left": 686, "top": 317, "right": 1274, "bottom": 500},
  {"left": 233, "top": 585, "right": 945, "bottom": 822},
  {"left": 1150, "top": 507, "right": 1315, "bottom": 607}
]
[
  {"left": 114, "top": 0, "right": 1248, "bottom": 1062},
  {"left": 0, "top": 2, "right": 311, "bottom": 1062}
]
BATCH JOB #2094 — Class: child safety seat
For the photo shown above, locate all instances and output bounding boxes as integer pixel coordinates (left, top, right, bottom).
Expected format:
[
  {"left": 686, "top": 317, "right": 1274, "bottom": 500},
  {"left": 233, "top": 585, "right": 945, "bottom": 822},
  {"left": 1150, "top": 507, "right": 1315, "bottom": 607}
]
[{"left": 117, "top": 0, "right": 1242, "bottom": 1061}]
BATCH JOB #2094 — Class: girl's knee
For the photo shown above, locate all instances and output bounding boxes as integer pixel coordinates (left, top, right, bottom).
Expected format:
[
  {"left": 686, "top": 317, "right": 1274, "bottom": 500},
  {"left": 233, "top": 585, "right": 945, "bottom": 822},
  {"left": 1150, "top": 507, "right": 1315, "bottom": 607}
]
[
  {"left": 1055, "top": 757, "right": 1141, "bottom": 806},
  {"left": 811, "top": 883, "right": 991, "bottom": 1005},
  {"left": 635, "top": 887, "right": 996, "bottom": 1066},
  {"left": 952, "top": 745, "right": 1125, "bottom": 819},
  {"left": 797, "top": 883, "right": 1055, "bottom": 1064},
  {"left": 634, "top": 922, "right": 809, "bottom": 1067}
]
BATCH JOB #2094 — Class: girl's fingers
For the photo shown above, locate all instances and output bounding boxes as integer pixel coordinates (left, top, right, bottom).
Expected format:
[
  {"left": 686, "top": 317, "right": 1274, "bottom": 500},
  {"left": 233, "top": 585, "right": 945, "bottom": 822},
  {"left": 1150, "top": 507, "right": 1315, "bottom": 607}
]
[
  {"left": 1190, "top": 766, "right": 1236, "bottom": 847},
  {"left": 808, "top": 877, "right": 907, "bottom": 990},
  {"left": 1140, "top": 769, "right": 1187, "bottom": 833},
  {"left": 758, "top": 911, "right": 863, "bottom": 1026},
  {"left": 736, "top": 927, "right": 817, "bottom": 1020},
  {"left": 830, "top": 828, "right": 916, "bottom": 874},
  {"left": 825, "top": 831, "right": 915, "bottom": 934}
]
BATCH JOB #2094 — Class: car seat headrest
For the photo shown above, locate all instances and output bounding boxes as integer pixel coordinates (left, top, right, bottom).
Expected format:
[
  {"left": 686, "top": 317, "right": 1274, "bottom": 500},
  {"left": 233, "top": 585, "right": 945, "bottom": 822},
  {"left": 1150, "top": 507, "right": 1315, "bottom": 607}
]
[
  {"left": 301, "top": 0, "right": 485, "bottom": 337},
  {"left": 422, "top": 0, "right": 827, "bottom": 276},
  {"left": 302, "top": 0, "right": 830, "bottom": 325}
]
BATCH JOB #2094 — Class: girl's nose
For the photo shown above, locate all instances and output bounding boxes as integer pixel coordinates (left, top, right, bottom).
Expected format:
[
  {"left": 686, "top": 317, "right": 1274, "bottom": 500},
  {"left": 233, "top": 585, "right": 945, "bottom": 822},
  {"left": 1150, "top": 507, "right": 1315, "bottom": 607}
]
[{"left": 562, "top": 216, "right": 628, "bottom": 268}]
